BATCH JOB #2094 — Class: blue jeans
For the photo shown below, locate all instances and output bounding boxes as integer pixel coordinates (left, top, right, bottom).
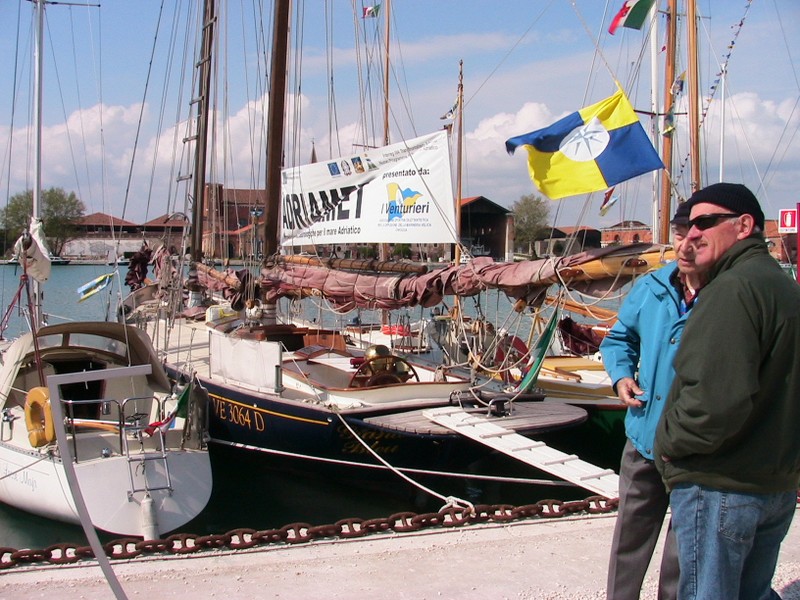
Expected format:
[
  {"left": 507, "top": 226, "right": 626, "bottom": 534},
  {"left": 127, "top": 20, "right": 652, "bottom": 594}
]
[{"left": 669, "top": 483, "right": 796, "bottom": 600}]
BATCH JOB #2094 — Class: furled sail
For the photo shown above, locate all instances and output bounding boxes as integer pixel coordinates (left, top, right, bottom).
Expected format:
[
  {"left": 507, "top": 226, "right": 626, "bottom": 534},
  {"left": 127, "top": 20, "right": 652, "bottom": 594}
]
[
  {"left": 13, "top": 219, "right": 52, "bottom": 282},
  {"left": 261, "top": 243, "right": 673, "bottom": 312}
]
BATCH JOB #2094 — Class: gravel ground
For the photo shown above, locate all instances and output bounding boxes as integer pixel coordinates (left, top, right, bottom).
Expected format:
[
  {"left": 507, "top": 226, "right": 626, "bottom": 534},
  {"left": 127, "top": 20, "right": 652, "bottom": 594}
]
[{"left": 2, "top": 512, "right": 799, "bottom": 599}]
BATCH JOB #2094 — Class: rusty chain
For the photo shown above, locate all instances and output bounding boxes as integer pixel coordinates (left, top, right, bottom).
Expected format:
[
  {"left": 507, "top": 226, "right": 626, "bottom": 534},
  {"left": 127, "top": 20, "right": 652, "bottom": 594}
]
[{"left": 0, "top": 495, "right": 618, "bottom": 570}]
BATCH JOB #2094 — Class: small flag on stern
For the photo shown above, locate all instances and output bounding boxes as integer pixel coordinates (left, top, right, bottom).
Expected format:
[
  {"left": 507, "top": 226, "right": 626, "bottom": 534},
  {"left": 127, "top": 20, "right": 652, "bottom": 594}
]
[
  {"left": 145, "top": 383, "right": 192, "bottom": 437},
  {"left": 609, "top": 0, "right": 656, "bottom": 35},
  {"left": 363, "top": 4, "right": 380, "bottom": 18},
  {"left": 76, "top": 272, "right": 115, "bottom": 302},
  {"left": 505, "top": 87, "right": 663, "bottom": 200}
]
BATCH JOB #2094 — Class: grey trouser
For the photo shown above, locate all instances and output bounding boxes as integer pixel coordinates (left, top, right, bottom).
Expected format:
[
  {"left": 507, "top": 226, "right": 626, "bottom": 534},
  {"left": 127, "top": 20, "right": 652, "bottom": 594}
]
[{"left": 607, "top": 439, "right": 679, "bottom": 600}]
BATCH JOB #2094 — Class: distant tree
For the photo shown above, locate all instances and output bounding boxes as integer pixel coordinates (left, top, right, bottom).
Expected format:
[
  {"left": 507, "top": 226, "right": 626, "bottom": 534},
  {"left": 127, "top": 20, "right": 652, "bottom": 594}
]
[
  {"left": 393, "top": 243, "right": 411, "bottom": 259},
  {"left": 1, "top": 188, "right": 85, "bottom": 256},
  {"left": 512, "top": 193, "right": 550, "bottom": 257}
]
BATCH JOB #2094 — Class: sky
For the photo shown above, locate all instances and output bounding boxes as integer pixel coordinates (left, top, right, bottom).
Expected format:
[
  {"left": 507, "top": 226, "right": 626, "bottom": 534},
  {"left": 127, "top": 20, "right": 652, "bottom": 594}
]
[{"left": 0, "top": 0, "right": 798, "bottom": 234}]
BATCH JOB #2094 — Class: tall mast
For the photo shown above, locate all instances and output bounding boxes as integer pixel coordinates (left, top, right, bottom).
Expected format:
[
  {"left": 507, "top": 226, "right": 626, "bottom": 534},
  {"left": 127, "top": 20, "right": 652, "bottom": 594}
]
[
  {"left": 261, "top": 0, "right": 291, "bottom": 324},
  {"left": 453, "top": 60, "right": 464, "bottom": 266},
  {"left": 32, "top": 0, "right": 45, "bottom": 327},
  {"left": 190, "top": 0, "right": 216, "bottom": 263},
  {"left": 658, "top": 0, "right": 678, "bottom": 244},
  {"left": 382, "top": 0, "right": 391, "bottom": 146},
  {"left": 649, "top": 1, "right": 660, "bottom": 243},
  {"left": 262, "top": 0, "right": 290, "bottom": 262},
  {"left": 378, "top": 0, "right": 391, "bottom": 327},
  {"left": 686, "top": 0, "right": 701, "bottom": 192},
  {"left": 33, "top": 1, "right": 44, "bottom": 226}
]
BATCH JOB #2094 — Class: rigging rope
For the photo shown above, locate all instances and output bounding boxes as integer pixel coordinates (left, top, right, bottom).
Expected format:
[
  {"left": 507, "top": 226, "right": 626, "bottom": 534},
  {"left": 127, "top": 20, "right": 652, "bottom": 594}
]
[{"left": 334, "top": 412, "right": 474, "bottom": 514}]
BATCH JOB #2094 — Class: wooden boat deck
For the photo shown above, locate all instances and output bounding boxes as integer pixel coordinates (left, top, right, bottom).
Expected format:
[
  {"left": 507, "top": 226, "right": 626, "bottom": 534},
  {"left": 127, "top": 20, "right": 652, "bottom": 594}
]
[{"left": 361, "top": 401, "right": 587, "bottom": 436}]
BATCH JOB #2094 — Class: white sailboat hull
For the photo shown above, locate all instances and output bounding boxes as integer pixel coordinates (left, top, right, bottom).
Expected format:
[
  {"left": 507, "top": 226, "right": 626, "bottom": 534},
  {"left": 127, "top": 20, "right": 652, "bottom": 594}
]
[
  {"left": 0, "top": 442, "right": 211, "bottom": 535},
  {"left": 0, "top": 322, "right": 213, "bottom": 537}
]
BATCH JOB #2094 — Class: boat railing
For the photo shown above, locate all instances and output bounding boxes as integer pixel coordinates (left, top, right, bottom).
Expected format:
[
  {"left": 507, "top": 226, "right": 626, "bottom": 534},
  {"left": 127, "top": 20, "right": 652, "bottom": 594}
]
[
  {"left": 61, "top": 393, "right": 175, "bottom": 496},
  {"left": 62, "top": 394, "right": 170, "bottom": 462}
]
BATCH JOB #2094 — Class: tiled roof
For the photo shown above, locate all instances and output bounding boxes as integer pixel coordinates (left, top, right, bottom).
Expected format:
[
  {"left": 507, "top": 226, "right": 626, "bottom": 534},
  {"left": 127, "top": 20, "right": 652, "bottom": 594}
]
[
  {"left": 142, "top": 213, "right": 190, "bottom": 228},
  {"left": 77, "top": 212, "right": 138, "bottom": 227}
]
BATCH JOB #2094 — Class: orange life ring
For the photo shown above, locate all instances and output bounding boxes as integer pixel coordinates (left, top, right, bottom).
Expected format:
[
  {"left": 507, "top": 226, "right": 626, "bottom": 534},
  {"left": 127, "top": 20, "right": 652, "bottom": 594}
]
[{"left": 24, "top": 386, "right": 56, "bottom": 448}]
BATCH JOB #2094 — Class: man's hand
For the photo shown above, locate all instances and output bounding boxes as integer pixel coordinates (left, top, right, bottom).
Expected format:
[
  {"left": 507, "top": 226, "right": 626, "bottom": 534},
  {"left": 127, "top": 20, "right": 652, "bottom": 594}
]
[{"left": 615, "top": 377, "right": 645, "bottom": 408}]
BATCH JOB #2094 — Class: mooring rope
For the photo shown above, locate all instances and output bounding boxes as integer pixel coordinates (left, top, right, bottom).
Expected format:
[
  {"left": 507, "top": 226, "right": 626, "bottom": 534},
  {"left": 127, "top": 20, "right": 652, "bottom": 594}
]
[{"left": 335, "top": 412, "right": 475, "bottom": 514}]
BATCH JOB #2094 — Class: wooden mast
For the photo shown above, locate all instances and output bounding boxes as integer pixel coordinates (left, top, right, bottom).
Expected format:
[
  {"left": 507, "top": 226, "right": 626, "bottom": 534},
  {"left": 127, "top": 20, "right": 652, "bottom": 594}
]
[
  {"left": 261, "top": 0, "right": 291, "bottom": 324},
  {"left": 686, "top": 0, "right": 702, "bottom": 192},
  {"left": 378, "top": 0, "right": 391, "bottom": 264},
  {"left": 379, "top": 0, "right": 391, "bottom": 325},
  {"left": 190, "top": 0, "right": 215, "bottom": 264},
  {"left": 382, "top": 0, "right": 391, "bottom": 147},
  {"left": 453, "top": 60, "right": 464, "bottom": 266},
  {"left": 658, "top": 0, "right": 677, "bottom": 244}
]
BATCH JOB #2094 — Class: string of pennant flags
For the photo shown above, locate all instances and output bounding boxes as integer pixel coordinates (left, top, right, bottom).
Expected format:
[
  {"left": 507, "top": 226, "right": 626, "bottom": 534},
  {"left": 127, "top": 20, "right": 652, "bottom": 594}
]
[
  {"left": 698, "top": 0, "right": 752, "bottom": 128},
  {"left": 671, "top": 0, "right": 752, "bottom": 186}
]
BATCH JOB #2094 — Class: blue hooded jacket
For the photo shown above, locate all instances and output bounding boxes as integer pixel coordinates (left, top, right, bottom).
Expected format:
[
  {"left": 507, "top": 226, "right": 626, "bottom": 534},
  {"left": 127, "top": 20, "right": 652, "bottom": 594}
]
[{"left": 600, "top": 262, "right": 690, "bottom": 460}]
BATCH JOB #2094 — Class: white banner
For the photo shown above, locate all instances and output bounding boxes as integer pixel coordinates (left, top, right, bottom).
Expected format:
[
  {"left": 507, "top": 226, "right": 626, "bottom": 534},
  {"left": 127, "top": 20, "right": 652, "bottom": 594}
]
[{"left": 280, "top": 130, "right": 458, "bottom": 246}]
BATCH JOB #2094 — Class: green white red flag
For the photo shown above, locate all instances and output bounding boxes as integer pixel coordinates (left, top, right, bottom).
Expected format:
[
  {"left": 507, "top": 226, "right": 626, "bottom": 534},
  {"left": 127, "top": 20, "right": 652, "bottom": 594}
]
[{"left": 608, "top": 0, "right": 656, "bottom": 35}]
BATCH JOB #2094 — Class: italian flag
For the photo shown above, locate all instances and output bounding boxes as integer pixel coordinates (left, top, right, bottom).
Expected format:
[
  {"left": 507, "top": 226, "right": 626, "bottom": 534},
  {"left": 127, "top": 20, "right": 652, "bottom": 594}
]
[
  {"left": 608, "top": 0, "right": 656, "bottom": 35},
  {"left": 362, "top": 5, "right": 380, "bottom": 18}
]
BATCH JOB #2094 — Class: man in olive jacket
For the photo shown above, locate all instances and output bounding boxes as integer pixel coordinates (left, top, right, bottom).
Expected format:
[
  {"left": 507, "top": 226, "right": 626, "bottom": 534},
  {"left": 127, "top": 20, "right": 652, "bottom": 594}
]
[{"left": 654, "top": 182, "right": 800, "bottom": 600}]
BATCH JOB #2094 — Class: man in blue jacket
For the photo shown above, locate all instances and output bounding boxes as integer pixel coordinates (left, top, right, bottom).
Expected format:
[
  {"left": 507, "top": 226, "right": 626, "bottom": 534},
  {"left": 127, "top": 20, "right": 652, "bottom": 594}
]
[
  {"left": 601, "top": 202, "right": 707, "bottom": 600},
  {"left": 655, "top": 183, "right": 800, "bottom": 600}
]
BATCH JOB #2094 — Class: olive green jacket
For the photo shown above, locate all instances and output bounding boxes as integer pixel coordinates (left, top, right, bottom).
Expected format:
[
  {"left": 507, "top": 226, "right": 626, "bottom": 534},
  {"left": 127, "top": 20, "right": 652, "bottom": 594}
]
[{"left": 654, "top": 237, "right": 800, "bottom": 493}]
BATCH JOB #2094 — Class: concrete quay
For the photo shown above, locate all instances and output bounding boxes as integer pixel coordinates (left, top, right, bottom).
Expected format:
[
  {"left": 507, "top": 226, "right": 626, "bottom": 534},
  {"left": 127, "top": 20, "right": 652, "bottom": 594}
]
[{"left": 2, "top": 511, "right": 800, "bottom": 599}]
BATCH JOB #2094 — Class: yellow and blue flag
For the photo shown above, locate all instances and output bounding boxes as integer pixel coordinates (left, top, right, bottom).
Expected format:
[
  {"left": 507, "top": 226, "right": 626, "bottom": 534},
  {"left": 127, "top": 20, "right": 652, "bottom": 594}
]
[
  {"left": 505, "top": 88, "right": 663, "bottom": 200},
  {"left": 76, "top": 272, "right": 115, "bottom": 302}
]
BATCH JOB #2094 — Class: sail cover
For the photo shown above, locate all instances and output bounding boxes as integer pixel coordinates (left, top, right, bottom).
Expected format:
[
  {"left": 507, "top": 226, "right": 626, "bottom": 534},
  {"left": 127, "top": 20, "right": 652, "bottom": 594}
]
[
  {"left": 13, "top": 218, "right": 52, "bottom": 282},
  {"left": 280, "top": 130, "right": 458, "bottom": 246}
]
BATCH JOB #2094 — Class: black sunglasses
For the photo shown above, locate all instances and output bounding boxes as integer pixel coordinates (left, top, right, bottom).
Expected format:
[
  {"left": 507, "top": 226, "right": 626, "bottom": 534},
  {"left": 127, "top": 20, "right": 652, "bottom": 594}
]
[{"left": 687, "top": 212, "right": 741, "bottom": 231}]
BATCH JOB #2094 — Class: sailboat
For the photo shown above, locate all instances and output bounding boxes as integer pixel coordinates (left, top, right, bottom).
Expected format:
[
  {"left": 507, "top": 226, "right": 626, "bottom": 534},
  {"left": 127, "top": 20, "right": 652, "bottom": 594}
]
[
  {"left": 498, "top": 0, "right": 763, "bottom": 439},
  {"left": 118, "top": 0, "right": 632, "bottom": 498},
  {"left": 0, "top": 0, "right": 211, "bottom": 538}
]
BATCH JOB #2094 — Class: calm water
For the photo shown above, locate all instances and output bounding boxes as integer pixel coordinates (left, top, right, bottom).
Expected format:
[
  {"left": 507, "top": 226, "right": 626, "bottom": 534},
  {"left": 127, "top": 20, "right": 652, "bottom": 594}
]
[
  {"left": 0, "top": 264, "right": 608, "bottom": 550},
  {"left": 0, "top": 263, "right": 123, "bottom": 339}
]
